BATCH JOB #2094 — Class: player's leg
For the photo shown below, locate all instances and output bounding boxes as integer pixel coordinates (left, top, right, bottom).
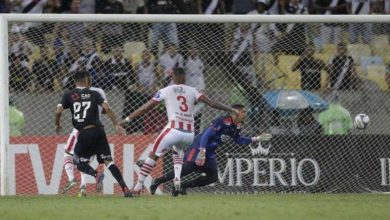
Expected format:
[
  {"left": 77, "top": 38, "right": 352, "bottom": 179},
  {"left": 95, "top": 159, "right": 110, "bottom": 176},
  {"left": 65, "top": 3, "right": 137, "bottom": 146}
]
[
  {"left": 181, "top": 163, "right": 218, "bottom": 191},
  {"left": 73, "top": 129, "right": 97, "bottom": 177},
  {"left": 61, "top": 129, "right": 78, "bottom": 193},
  {"left": 172, "top": 145, "right": 184, "bottom": 191},
  {"left": 133, "top": 128, "right": 173, "bottom": 192},
  {"left": 171, "top": 132, "right": 194, "bottom": 192},
  {"left": 150, "top": 162, "right": 196, "bottom": 195},
  {"left": 78, "top": 158, "right": 102, "bottom": 194},
  {"left": 96, "top": 127, "right": 131, "bottom": 197},
  {"left": 73, "top": 129, "right": 96, "bottom": 197},
  {"left": 91, "top": 155, "right": 105, "bottom": 193}
]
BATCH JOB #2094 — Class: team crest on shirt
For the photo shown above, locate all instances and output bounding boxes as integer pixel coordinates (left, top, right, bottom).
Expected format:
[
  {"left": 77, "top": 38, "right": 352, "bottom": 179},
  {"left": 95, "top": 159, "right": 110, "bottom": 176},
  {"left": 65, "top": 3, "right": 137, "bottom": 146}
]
[
  {"left": 223, "top": 117, "right": 233, "bottom": 126},
  {"left": 71, "top": 93, "right": 80, "bottom": 101},
  {"left": 236, "top": 123, "right": 241, "bottom": 129},
  {"left": 154, "top": 91, "right": 161, "bottom": 99}
]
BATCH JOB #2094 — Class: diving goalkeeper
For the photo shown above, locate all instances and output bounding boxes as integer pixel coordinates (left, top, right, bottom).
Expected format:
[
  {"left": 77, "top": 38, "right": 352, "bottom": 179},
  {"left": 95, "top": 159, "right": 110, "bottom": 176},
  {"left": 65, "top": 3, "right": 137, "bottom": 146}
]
[{"left": 149, "top": 104, "right": 272, "bottom": 196}]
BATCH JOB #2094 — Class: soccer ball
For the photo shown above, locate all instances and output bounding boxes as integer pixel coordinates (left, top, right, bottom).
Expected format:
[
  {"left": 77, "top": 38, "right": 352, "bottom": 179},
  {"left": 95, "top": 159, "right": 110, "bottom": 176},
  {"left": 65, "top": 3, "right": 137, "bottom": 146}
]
[{"left": 354, "top": 114, "right": 369, "bottom": 129}]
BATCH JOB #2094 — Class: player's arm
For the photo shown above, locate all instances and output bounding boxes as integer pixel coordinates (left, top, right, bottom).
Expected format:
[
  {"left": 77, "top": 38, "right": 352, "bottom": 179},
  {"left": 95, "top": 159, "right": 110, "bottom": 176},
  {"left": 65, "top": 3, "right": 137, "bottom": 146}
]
[
  {"left": 54, "top": 104, "right": 65, "bottom": 134},
  {"left": 195, "top": 127, "right": 218, "bottom": 166},
  {"left": 120, "top": 99, "right": 160, "bottom": 125},
  {"left": 102, "top": 101, "right": 126, "bottom": 135},
  {"left": 233, "top": 132, "right": 272, "bottom": 145},
  {"left": 55, "top": 92, "right": 70, "bottom": 134},
  {"left": 198, "top": 95, "right": 238, "bottom": 114}
]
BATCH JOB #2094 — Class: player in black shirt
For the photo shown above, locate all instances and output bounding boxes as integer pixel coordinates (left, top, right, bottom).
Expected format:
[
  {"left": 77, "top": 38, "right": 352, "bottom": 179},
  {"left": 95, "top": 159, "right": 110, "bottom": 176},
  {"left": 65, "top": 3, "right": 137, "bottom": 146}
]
[{"left": 55, "top": 70, "right": 132, "bottom": 197}]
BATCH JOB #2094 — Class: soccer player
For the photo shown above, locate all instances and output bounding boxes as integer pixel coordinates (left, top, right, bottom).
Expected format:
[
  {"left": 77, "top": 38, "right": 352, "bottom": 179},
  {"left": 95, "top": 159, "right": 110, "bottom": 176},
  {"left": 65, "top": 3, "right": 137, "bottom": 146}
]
[
  {"left": 61, "top": 86, "right": 107, "bottom": 195},
  {"left": 149, "top": 104, "right": 272, "bottom": 196},
  {"left": 121, "top": 67, "right": 238, "bottom": 195},
  {"left": 55, "top": 70, "right": 132, "bottom": 197}
]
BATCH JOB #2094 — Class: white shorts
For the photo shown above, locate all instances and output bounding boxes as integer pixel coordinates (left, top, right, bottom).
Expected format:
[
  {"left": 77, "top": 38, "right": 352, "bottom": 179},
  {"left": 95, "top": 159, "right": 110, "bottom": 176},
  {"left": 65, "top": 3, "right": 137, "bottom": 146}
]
[
  {"left": 64, "top": 128, "right": 79, "bottom": 155},
  {"left": 152, "top": 128, "right": 194, "bottom": 157}
]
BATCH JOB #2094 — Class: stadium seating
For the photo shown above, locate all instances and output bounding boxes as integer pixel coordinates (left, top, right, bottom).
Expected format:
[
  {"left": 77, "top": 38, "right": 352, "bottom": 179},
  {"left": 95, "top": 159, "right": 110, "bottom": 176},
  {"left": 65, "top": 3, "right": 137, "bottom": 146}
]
[
  {"left": 385, "top": 55, "right": 390, "bottom": 65},
  {"left": 277, "top": 55, "right": 300, "bottom": 90},
  {"left": 347, "top": 44, "right": 372, "bottom": 65},
  {"left": 314, "top": 53, "right": 330, "bottom": 63},
  {"left": 360, "top": 56, "right": 384, "bottom": 70},
  {"left": 366, "top": 65, "right": 388, "bottom": 91},
  {"left": 123, "top": 41, "right": 146, "bottom": 63},
  {"left": 322, "top": 44, "right": 337, "bottom": 55},
  {"left": 371, "top": 43, "right": 390, "bottom": 57},
  {"left": 372, "top": 35, "right": 389, "bottom": 46}
]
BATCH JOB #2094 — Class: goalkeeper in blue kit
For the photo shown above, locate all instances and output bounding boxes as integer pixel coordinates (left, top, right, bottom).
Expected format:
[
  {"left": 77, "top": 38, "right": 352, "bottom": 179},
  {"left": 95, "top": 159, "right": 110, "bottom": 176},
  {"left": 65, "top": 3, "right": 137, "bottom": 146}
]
[{"left": 149, "top": 104, "right": 272, "bottom": 196}]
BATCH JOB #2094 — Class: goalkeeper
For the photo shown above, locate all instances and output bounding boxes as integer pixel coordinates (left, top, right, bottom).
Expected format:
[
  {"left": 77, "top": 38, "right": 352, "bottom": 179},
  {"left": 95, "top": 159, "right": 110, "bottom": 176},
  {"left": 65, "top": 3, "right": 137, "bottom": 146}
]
[{"left": 149, "top": 104, "right": 272, "bottom": 196}]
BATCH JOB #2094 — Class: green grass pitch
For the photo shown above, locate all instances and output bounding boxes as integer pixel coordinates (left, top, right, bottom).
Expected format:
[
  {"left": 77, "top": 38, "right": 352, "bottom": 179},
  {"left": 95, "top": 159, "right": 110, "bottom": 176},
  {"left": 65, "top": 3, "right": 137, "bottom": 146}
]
[{"left": 0, "top": 194, "right": 390, "bottom": 220}]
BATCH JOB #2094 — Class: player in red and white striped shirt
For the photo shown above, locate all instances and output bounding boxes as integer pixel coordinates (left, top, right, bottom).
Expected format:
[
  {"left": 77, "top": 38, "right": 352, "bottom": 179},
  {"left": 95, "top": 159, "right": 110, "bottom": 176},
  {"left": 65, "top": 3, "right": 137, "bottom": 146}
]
[{"left": 122, "top": 67, "right": 238, "bottom": 194}]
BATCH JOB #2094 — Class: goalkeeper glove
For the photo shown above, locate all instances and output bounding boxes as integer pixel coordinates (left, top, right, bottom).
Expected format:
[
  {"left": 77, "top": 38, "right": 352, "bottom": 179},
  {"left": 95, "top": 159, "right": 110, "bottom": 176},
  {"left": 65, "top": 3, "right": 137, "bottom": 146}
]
[
  {"left": 195, "top": 148, "right": 206, "bottom": 166},
  {"left": 253, "top": 133, "right": 272, "bottom": 142}
]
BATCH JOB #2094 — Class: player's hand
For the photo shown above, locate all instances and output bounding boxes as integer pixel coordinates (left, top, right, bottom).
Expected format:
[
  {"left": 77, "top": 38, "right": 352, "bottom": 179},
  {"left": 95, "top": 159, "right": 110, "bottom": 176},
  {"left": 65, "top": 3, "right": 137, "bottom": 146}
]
[
  {"left": 255, "top": 133, "right": 272, "bottom": 142},
  {"left": 55, "top": 125, "right": 63, "bottom": 134},
  {"left": 195, "top": 148, "right": 206, "bottom": 166},
  {"left": 115, "top": 125, "right": 126, "bottom": 135}
]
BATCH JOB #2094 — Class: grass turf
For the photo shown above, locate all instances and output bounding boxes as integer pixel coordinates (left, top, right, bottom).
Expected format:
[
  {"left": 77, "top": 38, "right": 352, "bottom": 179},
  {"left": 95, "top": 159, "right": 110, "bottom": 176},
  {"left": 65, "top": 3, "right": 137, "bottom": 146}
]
[{"left": 0, "top": 194, "right": 389, "bottom": 220}]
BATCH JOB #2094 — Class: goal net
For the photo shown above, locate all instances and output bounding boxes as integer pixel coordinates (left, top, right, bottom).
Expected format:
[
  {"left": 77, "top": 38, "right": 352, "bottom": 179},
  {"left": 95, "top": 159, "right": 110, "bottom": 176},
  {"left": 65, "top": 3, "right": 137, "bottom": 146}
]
[{"left": 1, "top": 14, "right": 390, "bottom": 195}]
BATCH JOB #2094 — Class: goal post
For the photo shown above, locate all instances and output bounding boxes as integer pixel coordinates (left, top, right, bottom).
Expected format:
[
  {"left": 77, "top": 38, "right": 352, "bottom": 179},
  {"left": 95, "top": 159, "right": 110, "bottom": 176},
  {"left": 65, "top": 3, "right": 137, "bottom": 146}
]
[
  {"left": 0, "top": 15, "right": 10, "bottom": 196},
  {"left": 1, "top": 13, "right": 390, "bottom": 196}
]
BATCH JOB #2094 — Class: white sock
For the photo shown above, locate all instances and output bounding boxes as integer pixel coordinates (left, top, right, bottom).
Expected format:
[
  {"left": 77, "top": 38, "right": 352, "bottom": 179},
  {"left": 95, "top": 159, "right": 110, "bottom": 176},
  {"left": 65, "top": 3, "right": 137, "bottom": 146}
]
[
  {"left": 173, "top": 150, "right": 184, "bottom": 182},
  {"left": 80, "top": 172, "right": 87, "bottom": 188},
  {"left": 64, "top": 154, "right": 74, "bottom": 182},
  {"left": 134, "top": 157, "right": 156, "bottom": 191}
]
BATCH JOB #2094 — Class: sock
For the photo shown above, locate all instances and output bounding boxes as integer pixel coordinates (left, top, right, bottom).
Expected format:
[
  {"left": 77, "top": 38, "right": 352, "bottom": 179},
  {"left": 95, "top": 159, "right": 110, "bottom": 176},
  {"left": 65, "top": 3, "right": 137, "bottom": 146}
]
[
  {"left": 182, "top": 171, "right": 218, "bottom": 189},
  {"left": 107, "top": 162, "right": 127, "bottom": 191},
  {"left": 76, "top": 162, "right": 97, "bottom": 177},
  {"left": 134, "top": 157, "right": 156, "bottom": 191},
  {"left": 154, "top": 163, "right": 194, "bottom": 186},
  {"left": 64, "top": 154, "right": 74, "bottom": 181},
  {"left": 173, "top": 150, "right": 184, "bottom": 182},
  {"left": 154, "top": 171, "right": 175, "bottom": 186},
  {"left": 80, "top": 172, "right": 87, "bottom": 188},
  {"left": 182, "top": 176, "right": 211, "bottom": 189}
]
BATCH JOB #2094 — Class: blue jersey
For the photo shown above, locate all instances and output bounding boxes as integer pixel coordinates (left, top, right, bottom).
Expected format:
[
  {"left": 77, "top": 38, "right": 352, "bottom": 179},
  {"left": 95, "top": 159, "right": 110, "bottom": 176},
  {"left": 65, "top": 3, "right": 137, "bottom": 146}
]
[{"left": 185, "top": 116, "right": 252, "bottom": 168}]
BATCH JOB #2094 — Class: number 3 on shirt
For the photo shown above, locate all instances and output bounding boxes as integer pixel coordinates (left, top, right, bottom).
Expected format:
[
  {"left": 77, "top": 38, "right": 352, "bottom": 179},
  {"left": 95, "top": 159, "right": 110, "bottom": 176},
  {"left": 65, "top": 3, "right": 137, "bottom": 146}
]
[{"left": 177, "top": 96, "right": 188, "bottom": 112}]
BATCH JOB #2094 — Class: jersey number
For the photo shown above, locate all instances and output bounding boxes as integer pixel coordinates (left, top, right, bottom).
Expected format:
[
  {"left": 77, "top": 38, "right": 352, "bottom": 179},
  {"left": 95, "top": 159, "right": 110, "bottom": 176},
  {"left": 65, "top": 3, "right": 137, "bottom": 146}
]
[
  {"left": 73, "top": 101, "right": 91, "bottom": 120},
  {"left": 177, "top": 96, "right": 188, "bottom": 112}
]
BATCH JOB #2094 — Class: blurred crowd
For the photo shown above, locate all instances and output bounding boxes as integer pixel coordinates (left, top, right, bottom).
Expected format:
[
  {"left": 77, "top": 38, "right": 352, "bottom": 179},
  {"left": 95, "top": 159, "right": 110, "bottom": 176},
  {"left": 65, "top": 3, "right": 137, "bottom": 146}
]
[
  {"left": 4, "top": 0, "right": 390, "bottom": 135},
  {"left": 0, "top": 0, "right": 389, "bottom": 15}
]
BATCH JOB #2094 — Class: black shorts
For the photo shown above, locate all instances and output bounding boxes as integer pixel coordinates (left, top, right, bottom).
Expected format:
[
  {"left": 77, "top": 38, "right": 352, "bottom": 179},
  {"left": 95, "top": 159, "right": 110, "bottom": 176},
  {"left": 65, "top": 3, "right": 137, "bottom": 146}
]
[{"left": 73, "top": 127, "right": 112, "bottom": 164}]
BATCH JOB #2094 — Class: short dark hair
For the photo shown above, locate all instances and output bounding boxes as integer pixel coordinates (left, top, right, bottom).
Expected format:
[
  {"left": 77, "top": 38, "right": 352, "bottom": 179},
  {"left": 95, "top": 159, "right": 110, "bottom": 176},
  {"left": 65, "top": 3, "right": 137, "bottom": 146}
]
[
  {"left": 232, "top": 104, "right": 245, "bottom": 110},
  {"left": 73, "top": 70, "right": 90, "bottom": 82},
  {"left": 173, "top": 67, "right": 185, "bottom": 76}
]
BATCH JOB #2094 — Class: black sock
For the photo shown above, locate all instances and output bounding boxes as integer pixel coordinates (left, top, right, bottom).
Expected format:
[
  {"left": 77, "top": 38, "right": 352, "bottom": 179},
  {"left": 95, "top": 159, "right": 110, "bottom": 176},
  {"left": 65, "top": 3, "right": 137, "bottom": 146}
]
[
  {"left": 182, "top": 176, "right": 210, "bottom": 188},
  {"left": 155, "top": 171, "right": 175, "bottom": 185},
  {"left": 77, "top": 162, "right": 97, "bottom": 177},
  {"left": 108, "top": 164, "right": 127, "bottom": 191},
  {"left": 155, "top": 163, "right": 195, "bottom": 186}
]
